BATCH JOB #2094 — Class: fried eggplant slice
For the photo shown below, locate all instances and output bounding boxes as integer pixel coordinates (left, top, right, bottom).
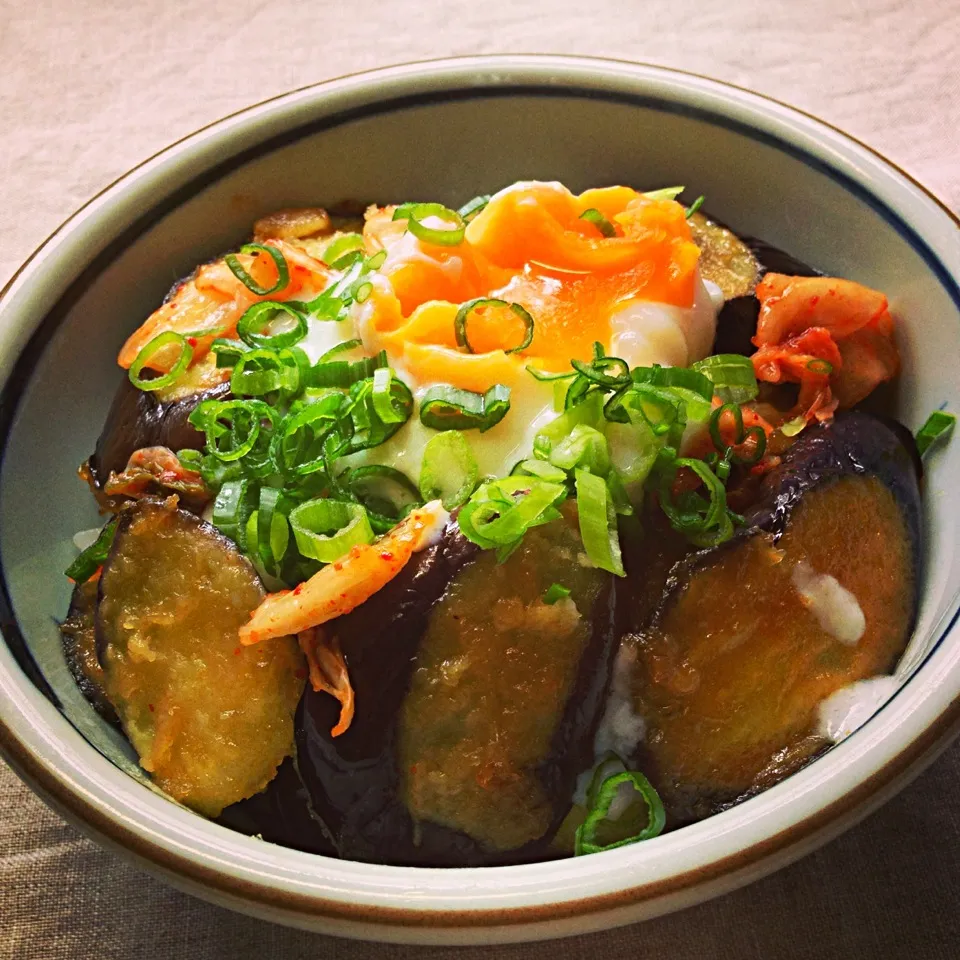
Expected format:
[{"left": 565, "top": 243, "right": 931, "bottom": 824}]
[
  {"left": 689, "top": 212, "right": 761, "bottom": 301},
  {"left": 297, "top": 511, "right": 621, "bottom": 865},
  {"left": 89, "top": 377, "right": 229, "bottom": 489},
  {"left": 632, "top": 413, "right": 921, "bottom": 821},
  {"left": 96, "top": 498, "right": 304, "bottom": 816}
]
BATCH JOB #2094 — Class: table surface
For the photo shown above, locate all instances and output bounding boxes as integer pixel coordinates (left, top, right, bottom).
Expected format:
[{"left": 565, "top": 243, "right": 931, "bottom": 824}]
[{"left": 2, "top": 1, "right": 959, "bottom": 957}]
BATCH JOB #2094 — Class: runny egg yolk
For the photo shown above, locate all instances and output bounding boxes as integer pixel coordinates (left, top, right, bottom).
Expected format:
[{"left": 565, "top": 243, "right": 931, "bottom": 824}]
[
  {"left": 319, "top": 180, "right": 721, "bottom": 480},
  {"left": 358, "top": 181, "right": 706, "bottom": 382}
]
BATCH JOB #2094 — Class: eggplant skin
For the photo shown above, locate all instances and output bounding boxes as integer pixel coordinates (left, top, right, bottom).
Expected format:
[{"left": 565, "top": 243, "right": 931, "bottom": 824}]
[
  {"left": 60, "top": 579, "right": 118, "bottom": 724},
  {"left": 713, "top": 237, "right": 819, "bottom": 357},
  {"left": 744, "top": 412, "right": 921, "bottom": 566},
  {"left": 89, "top": 377, "right": 229, "bottom": 486}
]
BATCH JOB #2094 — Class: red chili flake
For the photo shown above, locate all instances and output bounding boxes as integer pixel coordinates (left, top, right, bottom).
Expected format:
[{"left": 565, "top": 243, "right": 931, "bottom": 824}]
[
  {"left": 233, "top": 646, "right": 242, "bottom": 656},
  {"left": 148, "top": 704, "right": 155, "bottom": 713},
  {"left": 380, "top": 551, "right": 394, "bottom": 561},
  {"left": 333, "top": 562, "right": 343, "bottom": 572},
  {"left": 293, "top": 583, "right": 304, "bottom": 596},
  {"left": 187, "top": 337, "right": 198, "bottom": 347},
  {"left": 809, "top": 296, "right": 820, "bottom": 308}
]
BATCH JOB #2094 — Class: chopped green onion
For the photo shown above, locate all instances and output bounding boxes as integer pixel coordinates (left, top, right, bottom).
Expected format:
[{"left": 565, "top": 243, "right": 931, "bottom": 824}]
[
  {"left": 128, "top": 332, "right": 194, "bottom": 391},
  {"left": 371, "top": 368, "right": 404, "bottom": 423},
  {"left": 458, "top": 477, "right": 567, "bottom": 558},
  {"left": 916, "top": 410, "right": 956, "bottom": 457},
  {"left": 805, "top": 358, "right": 834, "bottom": 376},
  {"left": 575, "top": 469, "right": 625, "bottom": 576},
  {"left": 190, "top": 399, "right": 278, "bottom": 463},
  {"left": 365, "top": 249, "right": 387, "bottom": 270},
  {"left": 550, "top": 424, "right": 611, "bottom": 476},
  {"left": 578, "top": 208, "right": 617, "bottom": 238},
  {"left": 345, "top": 376, "right": 414, "bottom": 452},
  {"left": 536, "top": 391, "right": 605, "bottom": 452},
  {"left": 571, "top": 356, "right": 630, "bottom": 388},
  {"left": 684, "top": 195, "right": 706, "bottom": 218},
  {"left": 211, "top": 337, "right": 248, "bottom": 368},
  {"left": 458, "top": 194, "right": 491, "bottom": 221},
  {"left": 322, "top": 233, "right": 365, "bottom": 267},
  {"left": 526, "top": 365, "right": 577, "bottom": 382},
  {"left": 419, "top": 431, "right": 480, "bottom": 510},
  {"left": 354, "top": 281, "right": 373, "bottom": 303},
  {"left": 404, "top": 202, "right": 466, "bottom": 246},
  {"left": 708, "top": 402, "right": 767, "bottom": 464},
  {"left": 454, "top": 298, "right": 535, "bottom": 355},
  {"left": 305, "top": 350, "right": 388, "bottom": 388},
  {"left": 236, "top": 301, "right": 307, "bottom": 350},
  {"left": 514, "top": 459, "right": 568, "bottom": 483},
  {"left": 254, "top": 486, "right": 290, "bottom": 571},
  {"left": 642, "top": 186, "right": 685, "bottom": 201},
  {"left": 224, "top": 243, "right": 289, "bottom": 296},
  {"left": 212, "top": 478, "right": 255, "bottom": 547},
  {"left": 230, "top": 348, "right": 300, "bottom": 397},
  {"left": 574, "top": 770, "right": 666, "bottom": 855},
  {"left": 65, "top": 520, "right": 117, "bottom": 582},
  {"left": 658, "top": 456, "right": 734, "bottom": 547},
  {"left": 631, "top": 364, "right": 713, "bottom": 401},
  {"left": 391, "top": 202, "right": 418, "bottom": 221},
  {"left": 543, "top": 583, "right": 571, "bottom": 605},
  {"left": 318, "top": 339, "right": 363, "bottom": 362},
  {"left": 780, "top": 415, "right": 808, "bottom": 438},
  {"left": 272, "top": 394, "right": 347, "bottom": 476},
  {"left": 344, "top": 464, "right": 422, "bottom": 532},
  {"left": 288, "top": 499, "right": 375, "bottom": 563},
  {"left": 419, "top": 383, "right": 511, "bottom": 432},
  {"left": 692, "top": 354, "right": 759, "bottom": 403}
]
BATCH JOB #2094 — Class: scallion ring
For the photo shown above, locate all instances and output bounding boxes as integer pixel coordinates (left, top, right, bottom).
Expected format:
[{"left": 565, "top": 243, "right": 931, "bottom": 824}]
[
  {"left": 321, "top": 233, "right": 365, "bottom": 267},
  {"left": 574, "top": 770, "right": 666, "bottom": 856},
  {"left": 65, "top": 520, "right": 117, "bottom": 583},
  {"left": 458, "top": 194, "right": 491, "bottom": 221},
  {"left": 128, "top": 331, "right": 194, "bottom": 392},
  {"left": 454, "top": 298, "right": 534, "bottom": 355},
  {"left": 419, "top": 383, "right": 511, "bottom": 432},
  {"left": 288, "top": 499, "right": 375, "bottom": 563},
  {"left": 236, "top": 300, "right": 307, "bottom": 350},
  {"left": 916, "top": 409, "right": 957, "bottom": 457},
  {"left": 708, "top": 402, "right": 767, "bottom": 464},
  {"left": 419, "top": 431, "right": 479, "bottom": 510},
  {"left": 224, "top": 243, "right": 290, "bottom": 296},
  {"left": 578, "top": 208, "right": 617, "bottom": 238},
  {"left": 404, "top": 202, "right": 466, "bottom": 246},
  {"left": 543, "top": 583, "right": 571, "bottom": 605}
]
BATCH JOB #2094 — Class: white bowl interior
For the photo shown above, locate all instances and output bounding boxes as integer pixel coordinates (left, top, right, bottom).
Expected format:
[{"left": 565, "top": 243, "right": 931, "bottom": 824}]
[{"left": 0, "top": 59, "right": 958, "bottom": 938}]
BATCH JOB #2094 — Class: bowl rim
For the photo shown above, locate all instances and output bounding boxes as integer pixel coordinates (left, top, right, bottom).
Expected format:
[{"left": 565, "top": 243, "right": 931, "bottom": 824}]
[{"left": 1, "top": 53, "right": 959, "bottom": 935}]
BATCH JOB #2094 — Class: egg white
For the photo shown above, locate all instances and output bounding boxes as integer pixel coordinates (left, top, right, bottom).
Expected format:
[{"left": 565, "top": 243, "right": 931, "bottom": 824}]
[{"left": 296, "top": 272, "right": 721, "bottom": 485}]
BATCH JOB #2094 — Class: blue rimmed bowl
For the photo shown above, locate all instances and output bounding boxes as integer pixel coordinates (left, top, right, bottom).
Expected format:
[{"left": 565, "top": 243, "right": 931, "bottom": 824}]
[{"left": 0, "top": 55, "right": 958, "bottom": 944}]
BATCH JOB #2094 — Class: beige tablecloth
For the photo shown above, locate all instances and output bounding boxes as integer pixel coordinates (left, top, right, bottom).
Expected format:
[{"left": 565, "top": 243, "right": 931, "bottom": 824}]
[{"left": 2, "top": 1, "right": 959, "bottom": 956}]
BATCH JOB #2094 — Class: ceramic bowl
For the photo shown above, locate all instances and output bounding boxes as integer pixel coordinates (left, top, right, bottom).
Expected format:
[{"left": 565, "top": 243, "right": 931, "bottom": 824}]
[{"left": 0, "top": 55, "right": 958, "bottom": 945}]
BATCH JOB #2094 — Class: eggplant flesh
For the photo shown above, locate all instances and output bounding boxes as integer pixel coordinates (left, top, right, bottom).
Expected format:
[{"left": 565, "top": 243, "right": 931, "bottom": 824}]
[
  {"left": 89, "top": 377, "right": 229, "bottom": 487},
  {"left": 631, "top": 413, "right": 921, "bottom": 823},
  {"left": 296, "top": 512, "right": 621, "bottom": 866},
  {"left": 96, "top": 498, "right": 304, "bottom": 816}
]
